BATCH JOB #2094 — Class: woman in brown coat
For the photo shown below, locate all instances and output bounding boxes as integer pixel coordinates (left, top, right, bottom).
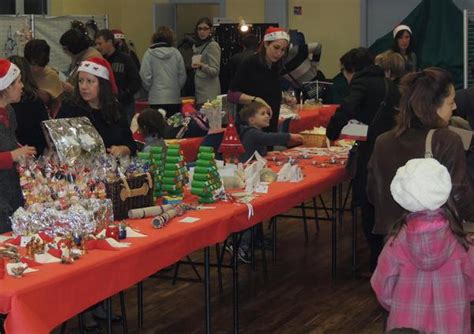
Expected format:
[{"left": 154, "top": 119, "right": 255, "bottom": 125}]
[{"left": 367, "top": 68, "right": 474, "bottom": 258}]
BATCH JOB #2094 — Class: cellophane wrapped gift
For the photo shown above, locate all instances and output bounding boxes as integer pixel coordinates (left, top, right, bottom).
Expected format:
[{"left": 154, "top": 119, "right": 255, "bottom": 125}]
[
  {"left": 11, "top": 199, "right": 113, "bottom": 237},
  {"left": 42, "top": 117, "right": 106, "bottom": 164}
]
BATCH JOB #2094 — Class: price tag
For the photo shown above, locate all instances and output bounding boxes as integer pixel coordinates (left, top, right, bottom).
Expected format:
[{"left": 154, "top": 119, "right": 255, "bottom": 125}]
[
  {"left": 255, "top": 184, "right": 269, "bottom": 194},
  {"left": 20, "top": 236, "right": 32, "bottom": 247}
]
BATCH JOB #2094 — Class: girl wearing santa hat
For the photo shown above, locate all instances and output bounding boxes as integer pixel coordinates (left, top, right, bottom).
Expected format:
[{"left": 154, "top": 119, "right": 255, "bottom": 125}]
[
  {"left": 0, "top": 58, "right": 36, "bottom": 233},
  {"left": 228, "top": 26, "right": 290, "bottom": 134},
  {"left": 57, "top": 57, "right": 137, "bottom": 156},
  {"left": 391, "top": 24, "right": 417, "bottom": 72}
]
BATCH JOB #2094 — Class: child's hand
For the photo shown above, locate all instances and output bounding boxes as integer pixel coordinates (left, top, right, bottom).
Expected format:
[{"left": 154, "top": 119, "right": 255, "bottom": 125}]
[
  {"left": 11, "top": 146, "right": 36, "bottom": 162},
  {"left": 288, "top": 134, "right": 304, "bottom": 146}
]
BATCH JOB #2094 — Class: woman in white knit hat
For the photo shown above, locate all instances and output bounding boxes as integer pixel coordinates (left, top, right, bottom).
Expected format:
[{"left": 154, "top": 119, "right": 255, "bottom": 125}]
[
  {"left": 391, "top": 24, "right": 417, "bottom": 72},
  {"left": 0, "top": 58, "right": 36, "bottom": 233},
  {"left": 371, "top": 158, "right": 474, "bottom": 334}
]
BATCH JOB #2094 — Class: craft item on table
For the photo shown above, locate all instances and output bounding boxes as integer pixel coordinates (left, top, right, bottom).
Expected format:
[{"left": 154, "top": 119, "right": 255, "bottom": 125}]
[
  {"left": 6, "top": 262, "right": 30, "bottom": 277},
  {"left": 226, "top": 192, "right": 256, "bottom": 219},
  {"left": 201, "top": 99, "right": 224, "bottom": 132},
  {"left": 105, "top": 224, "right": 120, "bottom": 241},
  {"left": 220, "top": 163, "right": 245, "bottom": 190},
  {"left": 128, "top": 204, "right": 174, "bottom": 219},
  {"left": 0, "top": 245, "right": 20, "bottom": 262},
  {"left": 137, "top": 146, "right": 165, "bottom": 199},
  {"left": 244, "top": 151, "right": 267, "bottom": 193},
  {"left": 260, "top": 168, "right": 278, "bottom": 182},
  {"left": 162, "top": 144, "right": 188, "bottom": 197},
  {"left": 277, "top": 162, "right": 304, "bottom": 182},
  {"left": 11, "top": 198, "right": 113, "bottom": 238},
  {"left": 340, "top": 120, "right": 368, "bottom": 141},
  {"left": 300, "top": 127, "right": 329, "bottom": 148},
  {"left": 191, "top": 146, "right": 225, "bottom": 203},
  {"left": 119, "top": 222, "right": 127, "bottom": 240},
  {"left": 151, "top": 203, "right": 195, "bottom": 229},
  {"left": 163, "top": 195, "right": 183, "bottom": 205},
  {"left": 34, "top": 252, "right": 61, "bottom": 264},
  {"left": 218, "top": 115, "right": 245, "bottom": 163},
  {"left": 279, "top": 103, "right": 300, "bottom": 120},
  {"left": 42, "top": 117, "right": 106, "bottom": 164},
  {"left": 60, "top": 243, "right": 74, "bottom": 264}
]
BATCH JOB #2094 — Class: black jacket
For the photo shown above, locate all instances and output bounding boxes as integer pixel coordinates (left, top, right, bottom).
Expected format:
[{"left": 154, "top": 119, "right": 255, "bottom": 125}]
[
  {"left": 229, "top": 54, "right": 282, "bottom": 133},
  {"left": 105, "top": 50, "right": 141, "bottom": 105},
  {"left": 11, "top": 96, "right": 49, "bottom": 155},
  {"left": 327, "top": 65, "right": 400, "bottom": 205},
  {"left": 57, "top": 102, "right": 137, "bottom": 155}
]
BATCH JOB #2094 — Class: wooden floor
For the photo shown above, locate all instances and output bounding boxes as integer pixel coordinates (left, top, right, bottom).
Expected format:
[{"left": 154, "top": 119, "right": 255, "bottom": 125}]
[{"left": 57, "top": 190, "right": 387, "bottom": 334}]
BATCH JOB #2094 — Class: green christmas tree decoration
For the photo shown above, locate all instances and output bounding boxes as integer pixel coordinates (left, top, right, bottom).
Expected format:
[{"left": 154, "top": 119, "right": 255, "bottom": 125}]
[
  {"left": 162, "top": 144, "right": 188, "bottom": 197},
  {"left": 137, "top": 146, "right": 165, "bottom": 200},
  {"left": 191, "top": 146, "right": 223, "bottom": 203}
]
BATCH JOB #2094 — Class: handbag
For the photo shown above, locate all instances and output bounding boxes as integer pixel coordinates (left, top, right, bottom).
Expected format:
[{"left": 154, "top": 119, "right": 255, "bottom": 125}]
[{"left": 345, "top": 79, "right": 389, "bottom": 178}]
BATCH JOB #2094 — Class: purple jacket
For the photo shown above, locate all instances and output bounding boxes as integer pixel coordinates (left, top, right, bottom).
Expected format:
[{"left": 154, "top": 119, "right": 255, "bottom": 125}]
[{"left": 371, "top": 209, "right": 474, "bottom": 333}]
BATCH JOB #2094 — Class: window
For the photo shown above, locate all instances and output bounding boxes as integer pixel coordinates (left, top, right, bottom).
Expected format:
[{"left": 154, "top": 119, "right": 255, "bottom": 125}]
[{"left": 0, "top": 0, "right": 49, "bottom": 15}]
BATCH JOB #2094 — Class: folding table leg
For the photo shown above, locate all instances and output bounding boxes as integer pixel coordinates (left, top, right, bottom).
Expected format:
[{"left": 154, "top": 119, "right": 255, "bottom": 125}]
[
  {"left": 119, "top": 291, "right": 128, "bottom": 334},
  {"left": 331, "top": 186, "right": 338, "bottom": 281},
  {"left": 137, "top": 281, "right": 144, "bottom": 328},
  {"left": 352, "top": 205, "right": 358, "bottom": 272},
  {"left": 106, "top": 297, "right": 112, "bottom": 334},
  {"left": 232, "top": 233, "right": 240, "bottom": 334},
  {"left": 204, "top": 247, "right": 211, "bottom": 334},
  {"left": 301, "top": 202, "right": 309, "bottom": 242},
  {"left": 271, "top": 217, "right": 277, "bottom": 263},
  {"left": 312, "top": 197, "right": 320, "bottom": 234}
]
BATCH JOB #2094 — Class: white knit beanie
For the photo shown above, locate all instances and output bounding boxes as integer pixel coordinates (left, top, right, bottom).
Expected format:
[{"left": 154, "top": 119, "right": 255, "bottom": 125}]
[{"left": 390, "top": 158, "right": 452, "bottom": 212}]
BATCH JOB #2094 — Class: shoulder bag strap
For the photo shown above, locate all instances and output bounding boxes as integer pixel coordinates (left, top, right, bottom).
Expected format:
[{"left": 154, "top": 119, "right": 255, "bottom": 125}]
[{"left": 425, "top": 129, "right": 436, "bottom": 158}]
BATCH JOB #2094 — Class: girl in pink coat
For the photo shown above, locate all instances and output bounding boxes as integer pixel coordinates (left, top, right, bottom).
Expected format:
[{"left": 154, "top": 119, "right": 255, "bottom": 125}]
[{"left": 371, "top": 158, "right": 474, "bottom": 334}]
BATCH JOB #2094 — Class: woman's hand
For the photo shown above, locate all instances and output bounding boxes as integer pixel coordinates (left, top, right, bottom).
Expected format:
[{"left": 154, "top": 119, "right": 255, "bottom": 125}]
[
  {"left": 254, "top": 97, "right": 272, "bottom": 117},
  {"left": 107, "top": 145, "right": 131, "bottom": 157},
  {"left": 191, "top": 62, "right": 203, "bottom": 69},
  {"left": 11, "top": 145, "right": 36, "bottom": 162}
]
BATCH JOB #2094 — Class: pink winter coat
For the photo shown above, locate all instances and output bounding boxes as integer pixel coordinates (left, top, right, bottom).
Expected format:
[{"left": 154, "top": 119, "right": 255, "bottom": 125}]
[{"left": 370, "top": 209, "right": 474, "bottom": 334}]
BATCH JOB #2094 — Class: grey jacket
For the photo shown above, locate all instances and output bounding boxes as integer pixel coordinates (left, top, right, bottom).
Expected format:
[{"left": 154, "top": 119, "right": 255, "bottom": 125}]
[
  {"left": 193, "top": 40, "right": 221, "bottom": 104},
  {"left": 140, "top": 44, "right": 186, "bottom": 105}
]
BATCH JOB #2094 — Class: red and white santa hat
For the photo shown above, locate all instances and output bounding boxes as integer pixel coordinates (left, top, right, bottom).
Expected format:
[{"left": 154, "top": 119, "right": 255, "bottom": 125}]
[
  {"left": 263, "top": 27, "right": 290, "bottom": 43},
  {"left": 77, "top": 57, "right": 118, "bottom": 94},
  {"left": 393, "top": 24, "right": 412, "bottom": 38},
  {"left": 111, "top": 29, "right": 125, "bottom": 40},
  {"left": 0, "top": 59, "right": 20, "bottom": 91}
]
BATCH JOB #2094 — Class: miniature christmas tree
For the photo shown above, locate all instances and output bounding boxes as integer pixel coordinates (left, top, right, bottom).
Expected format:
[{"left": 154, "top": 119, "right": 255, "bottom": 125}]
[
  {"left": 218, "top": 115, "right": 245, "bottom": 163},
  {"left": 191, "top": 146, "right": 223, "bottom": 203},
  {"left": 137, "top": 146, "right": 165, "bottom": 200},
  {"left": 162, "top": 144, "right": 188, "bottom": 197}
]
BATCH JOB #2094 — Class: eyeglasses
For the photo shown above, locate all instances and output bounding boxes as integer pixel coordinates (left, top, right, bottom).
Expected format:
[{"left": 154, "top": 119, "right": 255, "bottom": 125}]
[{"left": 197, "top": 26, "right": 210, "bottom": 31}]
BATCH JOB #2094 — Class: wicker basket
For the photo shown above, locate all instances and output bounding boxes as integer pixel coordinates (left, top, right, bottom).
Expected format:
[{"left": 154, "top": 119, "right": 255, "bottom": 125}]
[
  {"left": 301, "top": 132, "right": 328, "bottom": 147},
  {"left": 105, "top": 173, "right": 154, "bottom": 220}
]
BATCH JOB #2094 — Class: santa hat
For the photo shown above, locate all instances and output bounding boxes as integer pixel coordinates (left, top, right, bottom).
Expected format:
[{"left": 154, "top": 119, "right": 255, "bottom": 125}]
[
  {"left": 390, "top": 158, "right": 452, "bottom": 212},
  {"left": 111, "top": 29, "right": 125, "bottom": 40},
  {"left": 393, "top": 24, "right": 412, "bottom": 38},
  {"left": 263, "top": 27, "right": 290, "bottom": 43},
  {"left": 0, "top": 59, "right": 20, "bottom": 91},
  {"left": 77, "top": 57, "right": 118, "bottom": 94}
]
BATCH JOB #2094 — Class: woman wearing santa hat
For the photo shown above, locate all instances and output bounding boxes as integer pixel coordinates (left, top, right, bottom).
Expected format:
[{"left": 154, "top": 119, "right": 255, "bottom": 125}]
[
  {"left": 0, "top": 58, "right": 36, "bottom": 233},
  {"left": 57, "top": 57, "right": 137, "bottom": 156},
  {"left": 228, "top": 26, "right": 290, "bottom": 133},
  {"left": 391, "top": 24, "right": 417, "bottom": 72}
]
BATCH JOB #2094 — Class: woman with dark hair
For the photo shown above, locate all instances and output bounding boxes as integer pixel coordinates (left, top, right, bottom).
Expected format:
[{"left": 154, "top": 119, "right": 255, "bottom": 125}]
[
  {"left": 367, "top": 67, "right": 474, "bottom": 260},
  {"left": 8, "top": 56, "right": 49, "bottom": 155},
  {"left": 57, "top": 57, "right": 136, "bottom": 156},
  {"left": 391, "top": 24, "right": 417, "bottom": 72},
  {"left": 140, "top": 26, "right": 186, "bottom": 117},
  {"left": 228, "top": 27, "right": 289, "bottom": 133},
  {"left": 192, "top": 17, "right": 221, "bottom": 105},
  {"left": 59, "top": 28, "right": 102, "bottom": 88}
]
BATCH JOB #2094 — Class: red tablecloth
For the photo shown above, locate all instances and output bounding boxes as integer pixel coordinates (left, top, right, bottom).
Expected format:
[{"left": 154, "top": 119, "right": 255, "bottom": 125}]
[{"left": 0, "top": 156, "right": 347, "bottom": 334}]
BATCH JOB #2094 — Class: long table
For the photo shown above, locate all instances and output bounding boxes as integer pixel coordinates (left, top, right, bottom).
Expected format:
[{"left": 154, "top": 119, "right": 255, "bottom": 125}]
[{"left": 0, "top": 154, "right": 347, "bottom": 334}]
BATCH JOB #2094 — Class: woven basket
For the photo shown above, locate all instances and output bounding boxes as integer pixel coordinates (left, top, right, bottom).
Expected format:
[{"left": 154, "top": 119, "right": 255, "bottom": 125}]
[
  {"left": 301, "top": 132, "right": 327, "bottom": 147},
  {"left": 105, "top": 173, "right": 154, "bottom": 220}
]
